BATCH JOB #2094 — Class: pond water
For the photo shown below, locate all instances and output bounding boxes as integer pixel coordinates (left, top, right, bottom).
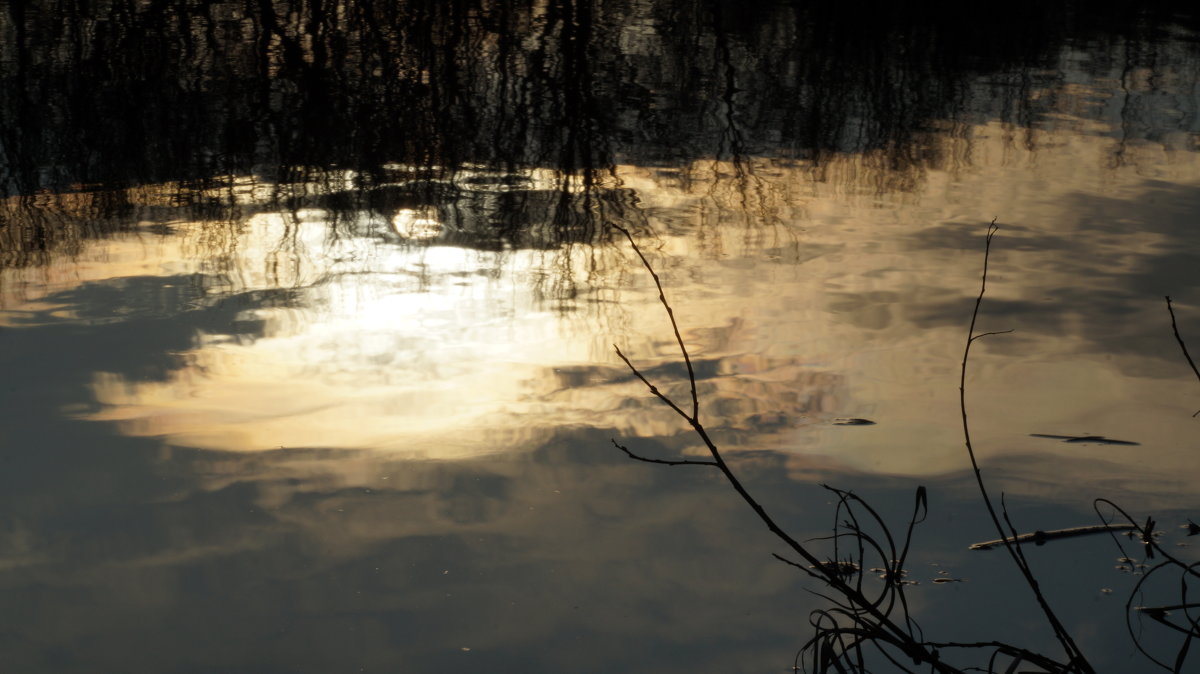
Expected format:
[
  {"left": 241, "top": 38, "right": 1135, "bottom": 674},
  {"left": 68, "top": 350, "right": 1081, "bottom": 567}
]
[{"left": 1, "top": 2, "right": 1199, "bottom": 672}]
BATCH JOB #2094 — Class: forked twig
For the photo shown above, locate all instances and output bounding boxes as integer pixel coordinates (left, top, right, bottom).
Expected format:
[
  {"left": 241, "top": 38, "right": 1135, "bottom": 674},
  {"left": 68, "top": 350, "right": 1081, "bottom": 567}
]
[
  {"left": 610, "top": 439, "right": 717, "bottom": 467},
  {"left": 612, "top": 224, "right": 699, "bottom": 421}
]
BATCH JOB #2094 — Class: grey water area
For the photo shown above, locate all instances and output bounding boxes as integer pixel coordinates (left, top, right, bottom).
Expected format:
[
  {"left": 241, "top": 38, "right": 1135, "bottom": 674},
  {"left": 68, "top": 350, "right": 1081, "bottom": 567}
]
[{"left": 1, "top": 1, "right": 1199, "bottom": 672}]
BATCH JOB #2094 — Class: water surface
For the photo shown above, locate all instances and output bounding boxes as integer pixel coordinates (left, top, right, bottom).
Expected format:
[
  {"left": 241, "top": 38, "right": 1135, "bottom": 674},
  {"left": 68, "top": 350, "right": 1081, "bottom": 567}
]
[{"left": 2, "top": 2, "right": 1199, "bottom": 672}]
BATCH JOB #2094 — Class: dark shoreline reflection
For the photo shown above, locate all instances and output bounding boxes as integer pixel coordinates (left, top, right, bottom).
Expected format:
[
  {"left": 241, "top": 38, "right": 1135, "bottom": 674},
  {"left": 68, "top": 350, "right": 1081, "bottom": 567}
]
[{"left": 3, "top": 1, "right": 1200, "bottom": 256}]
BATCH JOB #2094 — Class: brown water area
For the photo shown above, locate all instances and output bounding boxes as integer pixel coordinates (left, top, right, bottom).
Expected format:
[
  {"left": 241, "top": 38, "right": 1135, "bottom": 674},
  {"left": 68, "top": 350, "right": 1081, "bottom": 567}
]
[{"left": 1, "top": 1, "right": 1199, "bottom": 672}]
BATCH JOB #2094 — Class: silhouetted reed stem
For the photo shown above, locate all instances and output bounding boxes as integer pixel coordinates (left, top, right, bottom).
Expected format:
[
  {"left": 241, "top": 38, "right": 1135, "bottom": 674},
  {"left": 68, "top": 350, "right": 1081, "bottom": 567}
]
[
  {"left": 958, "top": 221, "right": 1093, "bottom": 672},
  {"left": 1165, "top": 296, "right": 1200, "bottom": 416}
]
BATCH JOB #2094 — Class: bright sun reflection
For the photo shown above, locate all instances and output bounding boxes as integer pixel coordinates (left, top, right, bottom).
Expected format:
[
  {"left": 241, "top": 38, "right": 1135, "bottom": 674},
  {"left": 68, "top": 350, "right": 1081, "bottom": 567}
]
[
  {"left": 391, "top": 208, "right": 442, "bottom": 240},
  {"left": 84, "top": 207, "right": 607, "bottom": 456}
]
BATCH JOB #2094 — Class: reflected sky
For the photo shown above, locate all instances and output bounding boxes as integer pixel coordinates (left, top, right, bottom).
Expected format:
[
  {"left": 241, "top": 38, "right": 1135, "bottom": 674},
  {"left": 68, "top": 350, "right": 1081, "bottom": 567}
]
[{"left": 3, "top": 109, "right": 1198, "bottom": 507}]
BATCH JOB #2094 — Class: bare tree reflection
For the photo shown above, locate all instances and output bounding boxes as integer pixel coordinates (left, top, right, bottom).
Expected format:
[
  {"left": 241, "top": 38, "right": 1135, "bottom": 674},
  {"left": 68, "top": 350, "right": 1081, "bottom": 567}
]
[{"left": 3, "top": 0, "right": 1199, "bottom": 268}]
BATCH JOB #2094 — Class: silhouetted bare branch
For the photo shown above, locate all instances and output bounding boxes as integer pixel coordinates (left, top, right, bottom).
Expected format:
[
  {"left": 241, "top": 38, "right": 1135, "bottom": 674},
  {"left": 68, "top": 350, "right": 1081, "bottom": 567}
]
[
  {"left": 609, "top": 439, "right": 717, "bottom": 467},
  {"left": 608, "top": 218, "right": 1195, "bottom": 673},
  {"left": 608, "top": 220, "right": 1086, "bottom": 673},
  {"left": 958, "top": 220, "right": 1093, "bottom": 672},
  {"left": 612, "top": 223, "right": 699, "bottom": 421},
  {"left": 1165, "top": 296, "right": 1200, "bottom": 416}
]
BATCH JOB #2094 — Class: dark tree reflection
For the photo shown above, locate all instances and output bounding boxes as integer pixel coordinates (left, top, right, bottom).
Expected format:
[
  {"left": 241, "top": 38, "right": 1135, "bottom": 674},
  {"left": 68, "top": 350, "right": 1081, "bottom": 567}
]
[{"left": 1, "top": 0, "right": 1198, "bottom": 260}]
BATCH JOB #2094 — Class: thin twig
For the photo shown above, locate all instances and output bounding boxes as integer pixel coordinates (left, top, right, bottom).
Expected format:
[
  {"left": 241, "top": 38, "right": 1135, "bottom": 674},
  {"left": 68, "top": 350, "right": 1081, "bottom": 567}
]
[
  {"left": 926, "top": 641, "right": 1074, "bottom": 673},
  {"left": 1165, "top": 296, "right": 1200, "bottom": 417},
  {"left": 959, "top": 220, "right": 1093, "bottom": 672},
  {"left": 614, "top": 345, "right": 693, "bottom": 421},
  {"left": 969, "top": 329, "right": 1014, "bottom": 343},
  {"left": 610, "top": 439, "right": 718, "bottom": 467},
  {"left": 612, "top": 223, "right": 700, "bottom": 421}
]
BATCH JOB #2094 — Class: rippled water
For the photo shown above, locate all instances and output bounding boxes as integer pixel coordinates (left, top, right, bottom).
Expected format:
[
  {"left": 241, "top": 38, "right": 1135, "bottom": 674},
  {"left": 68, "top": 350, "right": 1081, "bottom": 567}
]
[{"left": 2, "top": 2, "right": 1199, "bottom": 672}]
